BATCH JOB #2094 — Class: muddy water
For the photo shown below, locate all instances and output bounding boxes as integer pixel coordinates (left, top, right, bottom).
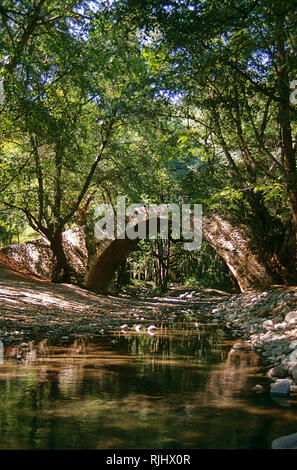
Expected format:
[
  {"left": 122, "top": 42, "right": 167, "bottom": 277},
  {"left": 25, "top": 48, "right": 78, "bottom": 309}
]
[{"left": 0, "top": 321, "right": 297, "bottom": 449}]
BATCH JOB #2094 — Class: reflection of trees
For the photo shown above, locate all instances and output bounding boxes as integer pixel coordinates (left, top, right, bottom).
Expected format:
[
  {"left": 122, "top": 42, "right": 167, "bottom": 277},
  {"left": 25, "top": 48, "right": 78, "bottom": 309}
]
[
  {"left": 57, "top": 339, "right": 88, "bottom": 395},
  {"left": 2, "top": 327, "right": 239, "bottom": 402},
  {"left": 122, "top": 324, "right": 230, "bottom": 367},
  {"left": 109, "top": 325, "right": 234, "bottom": 397},
  {"left": 0, "top": 329, "right": 265, "bottom": 449},
  {"left": 199, "top": 348, "right": 260, "bottom": 406}
]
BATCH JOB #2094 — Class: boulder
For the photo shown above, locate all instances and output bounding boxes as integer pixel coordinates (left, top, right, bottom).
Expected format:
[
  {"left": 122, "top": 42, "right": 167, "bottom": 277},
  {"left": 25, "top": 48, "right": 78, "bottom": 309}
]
[
  {"left": 270, "top": 379, "right": 291, "bottom": 396},
  {"left": 268, "top": 365, "right": 288, "bottom": 379},
  {"left": 288, "top": 349, "right": 297, "bottom": 364},
  {"left": 272, "top": 433, "right": 297, "bottom": 449},
  {"left": 289, "top": 364, "right": 297, "bottom": 383},
  {"left": 289, "top": 340, "right": 297, "bottom": 350}
]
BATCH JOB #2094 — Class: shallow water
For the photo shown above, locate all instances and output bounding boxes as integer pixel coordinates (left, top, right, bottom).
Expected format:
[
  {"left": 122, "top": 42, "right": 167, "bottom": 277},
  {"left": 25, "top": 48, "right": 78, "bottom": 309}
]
[{"left": 1, "top": 321, "right": 297, "bottom": 449}]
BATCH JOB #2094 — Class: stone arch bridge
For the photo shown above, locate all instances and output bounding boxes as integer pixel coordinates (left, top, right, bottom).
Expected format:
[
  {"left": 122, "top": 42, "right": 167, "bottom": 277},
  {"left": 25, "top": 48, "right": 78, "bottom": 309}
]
[{"left": 0, "top": 213, "right": 276, "bottom": 293}]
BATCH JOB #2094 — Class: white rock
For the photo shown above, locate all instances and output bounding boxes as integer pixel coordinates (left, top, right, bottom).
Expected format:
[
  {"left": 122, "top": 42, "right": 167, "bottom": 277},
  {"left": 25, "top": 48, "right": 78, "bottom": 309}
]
[
  {"left": 285, "top": 311, "right": 297, "bottom": 323},
  {"left": 263, "top": 320, "right": 274, "bottom": 329},
  {"left": 289, "top": 340, "right": 297, "bottom": 350},
  {"left": 274, "top": 322, "right": 287, "bottom": 330},
  {"left": 253, "top": 384, "right": 265, "bottom": 393},
  {"left": 261, "top": 331, "right": 273, "bottom": 341},
  {"left": 147, "top": 325, "right": 157, "bottom": 332}
]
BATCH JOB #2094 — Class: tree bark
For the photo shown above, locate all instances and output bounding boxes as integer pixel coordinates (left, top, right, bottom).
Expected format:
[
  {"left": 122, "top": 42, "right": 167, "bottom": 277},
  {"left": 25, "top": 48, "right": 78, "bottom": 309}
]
[
  {"left": 275, "top": 5, "right": 297, "bottom": 265},
  {"left": 202, "top": 214, "right": 278, "bottom": 292},
  {"left": 49, "top": 230, "right": 71, "bottom": 283}
]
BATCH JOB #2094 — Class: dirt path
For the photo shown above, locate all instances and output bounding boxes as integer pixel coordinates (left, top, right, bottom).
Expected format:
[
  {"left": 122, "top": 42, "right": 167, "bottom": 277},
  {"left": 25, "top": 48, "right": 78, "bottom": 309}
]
[{"left": 0, "top": 252, "right": 230, "bottom": 345}]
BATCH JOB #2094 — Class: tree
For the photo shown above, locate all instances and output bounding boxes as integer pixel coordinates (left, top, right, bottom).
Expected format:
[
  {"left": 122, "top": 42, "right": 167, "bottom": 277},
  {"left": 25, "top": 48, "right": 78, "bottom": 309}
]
[
  {"left": 0, "top": 3, "right": 154, "bottom": 282},
  {"left": 114, "top": 0, "right": 297, "bottom": 285}
]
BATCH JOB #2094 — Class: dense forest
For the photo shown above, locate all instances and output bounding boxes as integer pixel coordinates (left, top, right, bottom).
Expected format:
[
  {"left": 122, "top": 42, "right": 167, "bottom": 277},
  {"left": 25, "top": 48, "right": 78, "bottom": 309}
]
[
  {"left": 0, "top": 0, "right": 296, "bottom": 292},
  {"left": 2, "top": 0, "right": 297, "bottom": 454}
]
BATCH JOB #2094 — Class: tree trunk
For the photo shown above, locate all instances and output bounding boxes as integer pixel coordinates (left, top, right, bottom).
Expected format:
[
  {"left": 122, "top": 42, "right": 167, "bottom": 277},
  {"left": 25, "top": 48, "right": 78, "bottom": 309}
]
[
  {"left": 202, "top": 214, "right": 278, "bottom": 292},
  {"left": 275, "top": 8, "right": 297, "bottom": 265},
  {"left": 50, "top": 230, "right": 71, "bottom": 283},
  {"left": 116, "top": 257, "right": 130, "bottom": 288},
  {"left": 153, "top": 239, "right": 169, "bottom": 291}
]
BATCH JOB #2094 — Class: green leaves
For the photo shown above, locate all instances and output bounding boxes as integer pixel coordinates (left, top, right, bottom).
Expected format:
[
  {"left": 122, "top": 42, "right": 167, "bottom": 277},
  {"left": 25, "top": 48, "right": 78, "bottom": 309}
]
[{"left": 220, "top": 186, "right": 243, "bottom": 202}]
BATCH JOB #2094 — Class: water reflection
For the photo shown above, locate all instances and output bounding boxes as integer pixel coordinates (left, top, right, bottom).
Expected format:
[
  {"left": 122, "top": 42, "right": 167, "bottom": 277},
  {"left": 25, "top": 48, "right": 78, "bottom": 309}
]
[
  {"left": 0, "top": 324, "right": 297, "bottom": 449},
  {"left": 202, "top": 348, "right": 261, "bottom": 405}
]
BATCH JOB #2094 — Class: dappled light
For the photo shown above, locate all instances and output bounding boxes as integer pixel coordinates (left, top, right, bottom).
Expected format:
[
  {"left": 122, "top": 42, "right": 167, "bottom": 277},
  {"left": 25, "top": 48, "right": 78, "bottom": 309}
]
[{"left": 0, "top": 0, "right": 297, "bottom": 452}]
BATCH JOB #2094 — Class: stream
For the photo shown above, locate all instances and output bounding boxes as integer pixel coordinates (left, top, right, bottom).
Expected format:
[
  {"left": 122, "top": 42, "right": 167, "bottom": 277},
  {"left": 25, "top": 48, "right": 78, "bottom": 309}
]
[{"left": 1, "top": 317, "right": 297, "bottom": 449}]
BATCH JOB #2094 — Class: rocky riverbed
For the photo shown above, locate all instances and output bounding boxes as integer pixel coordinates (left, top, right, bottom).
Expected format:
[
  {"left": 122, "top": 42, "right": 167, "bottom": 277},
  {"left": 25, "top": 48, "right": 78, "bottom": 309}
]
[
  {"left": 0, "top": 253, "right": 230, "bottom": 347},
  {"left": 2, "top": 252, "right": 297, "bottom": 448},
  {"left": 205, "top": 286, "right": 297, "bottom": 400},
  {"left": 2, "top": 251, "right": 297, "bottom": 396}
]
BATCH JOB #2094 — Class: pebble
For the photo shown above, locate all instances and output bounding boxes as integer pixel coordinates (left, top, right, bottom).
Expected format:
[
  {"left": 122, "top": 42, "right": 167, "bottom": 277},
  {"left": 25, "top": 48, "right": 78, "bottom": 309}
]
[
  {"left": 274, "top": 322, "right": 287, "bottom": 330},
  {"left": 263, "top": 320, "right": 274, "bottom": 329},
  {"left": 253, "top": 384, "right": 265, "bottom": 393}
]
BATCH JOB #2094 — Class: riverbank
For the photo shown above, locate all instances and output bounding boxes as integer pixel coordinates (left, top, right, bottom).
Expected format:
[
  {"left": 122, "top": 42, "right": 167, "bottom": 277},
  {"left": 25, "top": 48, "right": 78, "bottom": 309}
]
[
  {"left": 0, "top": 253, "right": 229, "bottom": 347},
  {"left": 2, "top": 251, "right": 297, "bottom": 396},
  {"left": 206, "top": 287, "right": 297, "bottom": 395}
]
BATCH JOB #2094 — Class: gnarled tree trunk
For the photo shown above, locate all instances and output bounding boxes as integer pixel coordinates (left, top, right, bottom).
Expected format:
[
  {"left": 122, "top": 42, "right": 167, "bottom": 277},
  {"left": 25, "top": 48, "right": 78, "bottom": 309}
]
[{"left": 202, "top": 214, "right": 278, "bottom": 292}]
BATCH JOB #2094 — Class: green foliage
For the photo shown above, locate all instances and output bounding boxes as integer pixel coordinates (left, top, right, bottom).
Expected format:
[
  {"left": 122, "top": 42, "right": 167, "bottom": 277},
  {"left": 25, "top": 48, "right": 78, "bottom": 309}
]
[
  {"left": 1, "top": 0, "right": 297, "bottom": 287},
  {"left": 123, "top": 238, "right": 233, "bottom": 292}
]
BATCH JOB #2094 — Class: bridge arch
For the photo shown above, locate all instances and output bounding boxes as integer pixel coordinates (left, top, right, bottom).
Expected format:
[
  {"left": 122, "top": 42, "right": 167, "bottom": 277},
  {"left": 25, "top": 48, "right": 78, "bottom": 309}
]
[
  {"left": 1, "top": 213, "right": 277, "bottom": 294},
  {"left": 84, "top": 213, "right": 276, "bottom": 293},
  {"left": 85, "top": 214, "right": 172, "bottom": 292}
]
